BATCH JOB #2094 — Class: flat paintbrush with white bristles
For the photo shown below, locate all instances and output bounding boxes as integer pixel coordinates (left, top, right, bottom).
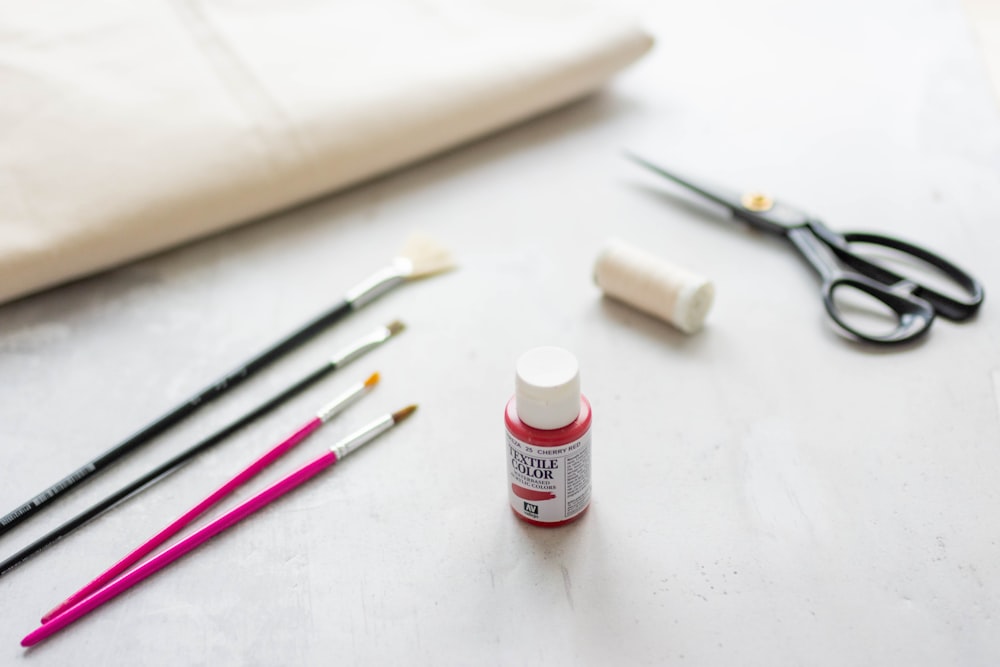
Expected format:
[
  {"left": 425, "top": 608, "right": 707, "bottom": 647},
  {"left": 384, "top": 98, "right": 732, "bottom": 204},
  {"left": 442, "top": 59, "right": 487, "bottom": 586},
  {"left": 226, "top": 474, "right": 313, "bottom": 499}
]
[
  {"left": 0, "top": 235, "right": 454, "bottom": 538},
  {"left": 345, "top": 233, "right": 456, "bottom": 308}
]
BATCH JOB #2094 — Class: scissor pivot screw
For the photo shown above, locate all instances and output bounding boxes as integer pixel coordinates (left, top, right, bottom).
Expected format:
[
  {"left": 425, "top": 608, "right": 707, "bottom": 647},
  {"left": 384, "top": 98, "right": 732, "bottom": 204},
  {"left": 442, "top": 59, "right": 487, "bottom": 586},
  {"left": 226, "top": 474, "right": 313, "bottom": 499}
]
[{"left": 741, "top": 192, "right": 774, "bottom": 212}]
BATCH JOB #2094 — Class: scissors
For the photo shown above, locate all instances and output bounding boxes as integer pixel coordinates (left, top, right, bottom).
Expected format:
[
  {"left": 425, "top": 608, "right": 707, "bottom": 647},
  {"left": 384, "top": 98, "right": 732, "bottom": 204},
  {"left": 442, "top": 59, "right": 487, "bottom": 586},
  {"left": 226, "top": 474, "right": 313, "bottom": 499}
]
[{"left": 628, "top": 154, "right": 984, "bottom": 345}]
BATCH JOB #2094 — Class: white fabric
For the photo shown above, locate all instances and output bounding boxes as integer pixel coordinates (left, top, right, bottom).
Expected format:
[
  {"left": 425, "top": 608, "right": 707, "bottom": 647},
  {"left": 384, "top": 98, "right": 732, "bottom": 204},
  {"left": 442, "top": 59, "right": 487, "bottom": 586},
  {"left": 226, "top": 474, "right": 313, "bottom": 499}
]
[
  {"left": 0, "top": 1, "right": 652, "bottom": 304},
  {"left": 962, "top": 0, "right": 1000, "bottom": 109}
]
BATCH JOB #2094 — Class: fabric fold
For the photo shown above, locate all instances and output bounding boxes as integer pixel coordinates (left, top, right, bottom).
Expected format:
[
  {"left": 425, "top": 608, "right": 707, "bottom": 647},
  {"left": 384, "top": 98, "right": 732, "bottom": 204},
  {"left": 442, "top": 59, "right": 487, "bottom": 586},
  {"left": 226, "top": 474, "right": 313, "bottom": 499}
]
[{"left": 0, "top": 0, "right": 653, "bottom": 304}]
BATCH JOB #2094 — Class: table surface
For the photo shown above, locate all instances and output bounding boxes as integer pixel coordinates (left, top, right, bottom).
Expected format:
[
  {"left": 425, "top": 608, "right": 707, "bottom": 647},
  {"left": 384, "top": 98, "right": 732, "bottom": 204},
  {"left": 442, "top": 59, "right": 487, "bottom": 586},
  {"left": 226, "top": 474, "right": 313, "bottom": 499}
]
[{"left": 2, "top": 1, "right": 999, "bottom": 665}]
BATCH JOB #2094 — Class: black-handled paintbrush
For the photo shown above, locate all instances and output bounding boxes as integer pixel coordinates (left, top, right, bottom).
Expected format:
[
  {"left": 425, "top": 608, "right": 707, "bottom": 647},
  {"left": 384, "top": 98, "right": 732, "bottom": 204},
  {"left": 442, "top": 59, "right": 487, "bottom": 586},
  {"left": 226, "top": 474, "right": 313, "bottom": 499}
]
[
  {"left": 0, "top": 323, "right": 401, "bottom": 577},
  {"left": 0, "top": 235, "right": 453, "bottom": 537}
]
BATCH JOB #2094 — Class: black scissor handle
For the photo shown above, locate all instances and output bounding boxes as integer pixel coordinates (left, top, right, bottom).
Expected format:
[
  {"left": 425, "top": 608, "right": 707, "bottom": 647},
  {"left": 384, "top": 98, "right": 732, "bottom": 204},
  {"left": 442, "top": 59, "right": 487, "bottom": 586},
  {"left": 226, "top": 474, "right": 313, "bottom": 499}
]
[
  {"left": 822, "top": 275, "right": 936, "bottom": 345},
  {"left": 815, "top": 227, "right": 984, "bottom": 321}
]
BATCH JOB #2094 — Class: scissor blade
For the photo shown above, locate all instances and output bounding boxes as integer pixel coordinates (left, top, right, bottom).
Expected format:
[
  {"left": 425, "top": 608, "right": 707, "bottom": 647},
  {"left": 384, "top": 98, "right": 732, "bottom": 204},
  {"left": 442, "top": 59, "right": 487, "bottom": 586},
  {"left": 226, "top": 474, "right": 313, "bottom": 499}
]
[
  {"left": 625, "top": 152, "right": 805, "bottom": 234},
  {"left": 625, "top": 152, "right": 747, "bottom": 210}
]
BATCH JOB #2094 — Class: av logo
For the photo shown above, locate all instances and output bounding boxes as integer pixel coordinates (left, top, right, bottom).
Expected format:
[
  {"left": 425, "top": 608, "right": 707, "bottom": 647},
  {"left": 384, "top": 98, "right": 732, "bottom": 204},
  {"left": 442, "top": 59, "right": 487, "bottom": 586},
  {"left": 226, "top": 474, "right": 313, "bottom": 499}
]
[{"left": 523, "top": 502, "right": 539, "bottom": 516}]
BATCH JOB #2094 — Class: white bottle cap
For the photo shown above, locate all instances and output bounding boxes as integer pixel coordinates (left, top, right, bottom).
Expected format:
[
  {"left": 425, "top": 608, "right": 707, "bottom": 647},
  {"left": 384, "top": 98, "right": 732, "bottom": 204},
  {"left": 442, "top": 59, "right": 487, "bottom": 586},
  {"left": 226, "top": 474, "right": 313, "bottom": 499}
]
[{"left": 515, "top": 347, "right": 581, "bottom": 430}]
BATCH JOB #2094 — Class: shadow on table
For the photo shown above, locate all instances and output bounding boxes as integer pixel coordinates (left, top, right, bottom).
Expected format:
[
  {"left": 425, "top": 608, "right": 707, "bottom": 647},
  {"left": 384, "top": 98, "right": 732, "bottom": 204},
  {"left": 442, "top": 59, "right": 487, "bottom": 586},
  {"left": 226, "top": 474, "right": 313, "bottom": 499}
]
[{"left": 594, "top": 295, "right": 715, "bottom": 353}]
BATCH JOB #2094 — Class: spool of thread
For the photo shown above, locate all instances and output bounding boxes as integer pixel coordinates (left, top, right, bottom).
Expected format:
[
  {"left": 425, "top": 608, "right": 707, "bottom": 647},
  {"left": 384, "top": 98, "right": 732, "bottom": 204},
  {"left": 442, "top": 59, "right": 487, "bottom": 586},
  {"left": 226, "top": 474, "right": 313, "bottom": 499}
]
[{"left": 593, "top": 238, "right": 715, "bottom": 333}]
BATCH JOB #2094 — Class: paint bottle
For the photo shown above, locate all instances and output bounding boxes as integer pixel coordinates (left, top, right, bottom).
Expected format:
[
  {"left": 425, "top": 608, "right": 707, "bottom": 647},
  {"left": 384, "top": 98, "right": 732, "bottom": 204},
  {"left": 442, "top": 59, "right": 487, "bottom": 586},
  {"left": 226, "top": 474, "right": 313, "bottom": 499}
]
[{"left": 505, "top": 347, "right": 592, "bottom": 527}]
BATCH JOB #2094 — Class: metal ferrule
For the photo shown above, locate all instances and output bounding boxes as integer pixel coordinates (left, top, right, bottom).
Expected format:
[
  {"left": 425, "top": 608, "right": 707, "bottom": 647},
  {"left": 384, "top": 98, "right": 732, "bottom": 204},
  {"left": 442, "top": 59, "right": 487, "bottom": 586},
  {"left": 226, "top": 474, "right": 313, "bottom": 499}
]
[
  {"left": 344, "top": 261, "right": 410, "bottom": 309},
  {"left": 315, "top": 382, "right": 370, "bottom": 423},
  {"left": 331, "top": 414, "right": 394, "bottom": 461},
  {"left": 329, "top": 325, "right": 392, "bottom": 367}
]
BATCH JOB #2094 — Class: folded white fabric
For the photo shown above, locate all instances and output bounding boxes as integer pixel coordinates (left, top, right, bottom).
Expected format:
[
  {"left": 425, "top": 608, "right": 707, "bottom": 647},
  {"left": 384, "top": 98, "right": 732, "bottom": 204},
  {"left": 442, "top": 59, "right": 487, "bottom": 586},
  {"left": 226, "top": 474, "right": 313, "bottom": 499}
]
[{"left": 0, "top": 0, "right": 652, "bottom": 304}]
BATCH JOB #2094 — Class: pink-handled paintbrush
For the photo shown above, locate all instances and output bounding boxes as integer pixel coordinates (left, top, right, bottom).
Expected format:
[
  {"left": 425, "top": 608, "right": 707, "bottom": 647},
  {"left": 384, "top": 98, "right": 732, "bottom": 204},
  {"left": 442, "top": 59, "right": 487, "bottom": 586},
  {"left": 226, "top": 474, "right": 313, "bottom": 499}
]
[
  {"left": 21, "top": 404, "right": 416, "bottom": 648},
  {"left": 39, "top": 372, "right": 380, "bottom": 625}
]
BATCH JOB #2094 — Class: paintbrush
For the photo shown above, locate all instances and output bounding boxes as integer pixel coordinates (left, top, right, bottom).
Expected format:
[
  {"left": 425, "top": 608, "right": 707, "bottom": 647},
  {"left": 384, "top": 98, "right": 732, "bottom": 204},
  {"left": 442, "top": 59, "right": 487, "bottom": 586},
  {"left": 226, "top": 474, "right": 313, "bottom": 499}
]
[
  {"left": 0, "top": 323, "right": 402, "bottom": 578},
  {"left": 0, "top": 234, "right": 452, "bottom": 536},
  {"left": 22, "top": 405, "right": 418, "bottom": 647},
  {"left": 40, "top": 373, "right": 380, "bottom": 623}
]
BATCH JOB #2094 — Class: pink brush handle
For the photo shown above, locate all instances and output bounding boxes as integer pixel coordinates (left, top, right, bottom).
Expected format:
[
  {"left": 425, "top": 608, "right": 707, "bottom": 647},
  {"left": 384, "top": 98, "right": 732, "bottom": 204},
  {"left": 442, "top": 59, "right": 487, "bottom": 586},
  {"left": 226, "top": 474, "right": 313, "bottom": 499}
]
[
  {"left": 42, "top": 417, "right": 323, "bottom": 624},
  {"left": 22, "top": 450, "right": 338, "bottom": 647}
]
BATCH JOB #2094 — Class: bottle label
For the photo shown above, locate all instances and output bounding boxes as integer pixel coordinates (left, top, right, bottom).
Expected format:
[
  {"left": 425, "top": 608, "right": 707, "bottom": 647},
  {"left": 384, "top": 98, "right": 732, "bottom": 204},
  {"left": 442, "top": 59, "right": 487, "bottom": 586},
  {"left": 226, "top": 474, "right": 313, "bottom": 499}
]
[{"left": 506, "top": 427, "right": 592, "bottom": 523}]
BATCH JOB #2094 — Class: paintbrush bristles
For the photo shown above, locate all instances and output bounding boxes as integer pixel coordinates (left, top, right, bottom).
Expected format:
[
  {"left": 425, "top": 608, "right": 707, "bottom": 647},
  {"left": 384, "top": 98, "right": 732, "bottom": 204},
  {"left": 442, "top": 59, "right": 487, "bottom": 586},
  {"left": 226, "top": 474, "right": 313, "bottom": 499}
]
[
  {"left": 397, "top": 234, "right": 455, "bottom": 278},
  {"left": 364, "top": 372, "right": 380, "bottom": 388},
  {"left": 386, "top": 320, "right": 405, "bottom": 337},
  {"left": 391, "top": 405, "right": 418, "bottom": 423}
]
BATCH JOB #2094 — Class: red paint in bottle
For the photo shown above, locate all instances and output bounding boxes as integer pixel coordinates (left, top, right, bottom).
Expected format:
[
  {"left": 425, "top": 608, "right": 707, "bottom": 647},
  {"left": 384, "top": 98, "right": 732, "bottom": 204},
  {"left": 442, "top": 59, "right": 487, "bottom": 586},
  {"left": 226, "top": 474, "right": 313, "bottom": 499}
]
[{"left": 505, "top": 347, "right": 592, "bottom": 527}]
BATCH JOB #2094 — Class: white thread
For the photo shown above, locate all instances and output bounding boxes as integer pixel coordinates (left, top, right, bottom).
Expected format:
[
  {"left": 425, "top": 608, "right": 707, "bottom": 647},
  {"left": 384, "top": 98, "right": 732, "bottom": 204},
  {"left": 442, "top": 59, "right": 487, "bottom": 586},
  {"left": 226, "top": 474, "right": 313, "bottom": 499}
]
[{"left": 594, "top": 238, "right": 715, "bottom": 333}]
